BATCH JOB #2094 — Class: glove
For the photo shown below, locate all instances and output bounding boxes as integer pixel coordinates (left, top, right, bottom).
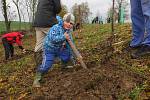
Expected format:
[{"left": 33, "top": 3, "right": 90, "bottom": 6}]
[
  {"left": 22, "top": 49, "right": 26, "bottom": 53},
  {"left": 64, "top": 32, "right": 70, "bottom": 41}
]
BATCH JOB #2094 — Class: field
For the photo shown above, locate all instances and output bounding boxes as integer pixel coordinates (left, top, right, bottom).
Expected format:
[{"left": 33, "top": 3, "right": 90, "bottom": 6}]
[
  {"left": 0, "top": 24, "right": 150, "bottom": 99},
  {"left": 0, "top": 21, "right": 31, "bottom": 33}
]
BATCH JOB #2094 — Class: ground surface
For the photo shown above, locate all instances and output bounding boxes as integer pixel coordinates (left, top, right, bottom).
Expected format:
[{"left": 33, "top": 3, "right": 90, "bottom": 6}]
[{"left": 0, "top": 24, "right": 150, "bottom": 100}]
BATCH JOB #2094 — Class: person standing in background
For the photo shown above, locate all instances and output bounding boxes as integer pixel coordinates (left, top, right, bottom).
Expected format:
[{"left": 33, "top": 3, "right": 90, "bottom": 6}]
[
  {"left": 33, "top": 0, "right": 61, "bottom": 66},
  {"left": 130, "top": 0, "right": 150, "bottom": 58}
]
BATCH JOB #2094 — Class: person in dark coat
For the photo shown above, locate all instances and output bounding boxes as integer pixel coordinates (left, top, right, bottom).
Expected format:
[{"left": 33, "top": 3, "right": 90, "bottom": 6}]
[{"left": 33, "top": 0, "right": 61, "bottom": 66}]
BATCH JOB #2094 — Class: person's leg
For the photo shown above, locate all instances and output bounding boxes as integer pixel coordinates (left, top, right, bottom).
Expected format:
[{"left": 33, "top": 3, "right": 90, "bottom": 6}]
[
  {"left": 34, "top": 27, "right": 50, "bottom": 66},
  {"left": 34, "top": 27, "right": 50, "bottom": 52},
  {"left": 130, "top": 0, "right": 145, "bottom": 47},
  {"left": 59, "top": 48, "right": 72, "bottom": 69},
  {"left": 9, "top": 44, "right": 14, "bottom": 58},
  {"left": 37, "top": 50, "right": 55, "bottom": 73},
  {"left": 132, "top": 0, "right": 150, "bottom": 58},
  {"left": 33, "top": 49, "right": 55, "bottom": 87},
  {"left": 141, "top": 0, "right": 150, "bottom": 46},
  {"left": 2, "top": 38, "right": 10, "bottom": 60}
]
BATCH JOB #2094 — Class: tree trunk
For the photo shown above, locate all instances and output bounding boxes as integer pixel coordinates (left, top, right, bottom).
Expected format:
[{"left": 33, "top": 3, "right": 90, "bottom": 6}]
[
  {"left": 13, "top": 1, "right": 22, "bottom": 30},
  {"left": 111, "top": 0, "right": 115, "bottom": 36},
  {"left": 16, "top": 5, "right": 21, "bottom": 30},
  {"left": 2, "top": 0, "right": 10, "bottom": 32}
]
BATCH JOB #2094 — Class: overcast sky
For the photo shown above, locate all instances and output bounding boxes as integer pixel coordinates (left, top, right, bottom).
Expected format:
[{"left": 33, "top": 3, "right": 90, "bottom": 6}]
[
  {"left": 0, "top": 0, "right": 111, "bottom": 21},
  {"left": 61, "top": 0, "right": 112, "bottom": 18},
  {"left": 0, "top": 0, "right": 130, "bottom": 22}
]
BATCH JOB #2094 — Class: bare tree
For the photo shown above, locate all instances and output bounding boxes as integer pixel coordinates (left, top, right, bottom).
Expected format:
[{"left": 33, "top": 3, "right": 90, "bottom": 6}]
[
  {"left": 107, "top": 0, "right": 129, "bottom": 23},
  {"left": 24, "top": 0, "right": 32, "bottom": 22},
  {"left": 80, "top": 2, "right": 90, "bottom": 23},
  {"left": 0, "top": 0, "right": 2, "bottom": 18},
  {"left": 58, "top": 5, "right": 68, "bottom": 18},
  {"left": 112, "top": 0, "right": 115, "bottom": 35},
  {"left": 19, "top": 3, "right": 27, "bottom": 29},
  {"left": 31, "top": 0, "right": 38, "bottom": 24},
  {"left": 71, "top": 3, "right": 78, "bottom": 22},
  {"left": 115, "top": 0, "right": 129, "bottom": 23},
  {"left": 24, "top": 0, "right": 38, "bottom": 29},
  {"left": 1, "top": 0, "right": 10, "bottom": 31},
  {"left": 71, "top": 2, "right": 91, "bottom": 26},
  {"left": 12, "top": 0, "right": 22, "bottom": 29}
]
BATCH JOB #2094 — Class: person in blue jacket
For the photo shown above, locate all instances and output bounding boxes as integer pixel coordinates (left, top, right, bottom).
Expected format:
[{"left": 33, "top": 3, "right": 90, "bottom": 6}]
[
  {"left": 130, "top": 0, "right": 150, "bottom": 58},
  {"left": 33, "top": 13, "right": 75, "bottom": 87}
]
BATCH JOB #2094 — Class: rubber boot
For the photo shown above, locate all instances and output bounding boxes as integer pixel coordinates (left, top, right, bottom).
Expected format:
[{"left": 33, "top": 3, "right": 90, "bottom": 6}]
[
  {"left": 33, "top": 72, "right": 42, "bottom": 87},
  {"left": 34, "top": 51, "right": 43, "bottom": 67}
]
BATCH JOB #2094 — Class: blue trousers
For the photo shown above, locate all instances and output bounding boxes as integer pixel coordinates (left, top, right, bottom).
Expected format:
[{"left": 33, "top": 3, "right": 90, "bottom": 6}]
[
  {"left": 130, "top": 0, "right": 150, "bottom": 47},
  {"left": 37, "top": 47, "right": 71, "bottom": 73}
]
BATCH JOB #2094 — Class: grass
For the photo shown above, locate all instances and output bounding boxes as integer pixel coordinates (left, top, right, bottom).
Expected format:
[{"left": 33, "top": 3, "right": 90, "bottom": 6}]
[
  {"left": 0, "top": 21, "right": 31, "bottom": 34},
  {"left": 0, "top": 23, "right": 150, "bottom": 99},
  {"left": 129, "top": 83, "right": 148, "bottom": 100}
]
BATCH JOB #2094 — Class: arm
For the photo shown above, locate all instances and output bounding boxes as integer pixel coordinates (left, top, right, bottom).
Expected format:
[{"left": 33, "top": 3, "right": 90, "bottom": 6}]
[
  {"left": 16, "top": 36, "right": 25, "bottom": 51},
  {"left": 53, "top": 0, "right": 61, "bottom": 14},
  {"left": 16, "top": 37, "right": 23, "bottom": 48}
]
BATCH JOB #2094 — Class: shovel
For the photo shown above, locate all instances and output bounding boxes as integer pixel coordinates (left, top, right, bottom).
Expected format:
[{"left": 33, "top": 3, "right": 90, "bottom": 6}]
[{"left": 67, "top": 39, "right": 87, "bottom": 69}]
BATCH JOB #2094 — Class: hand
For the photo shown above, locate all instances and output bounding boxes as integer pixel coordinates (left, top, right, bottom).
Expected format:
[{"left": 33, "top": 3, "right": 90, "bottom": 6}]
[
  {"left": 64, "top": 32, "right": 70, "bottom": 40},
  {"left": 22, "top": 49, "right": 26, "bottom": 53}
]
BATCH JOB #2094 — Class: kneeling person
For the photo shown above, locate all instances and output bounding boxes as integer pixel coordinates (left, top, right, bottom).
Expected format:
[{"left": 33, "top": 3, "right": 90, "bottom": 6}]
[{"left": 33, "top": 13, "right": 75, "bottom": 87}]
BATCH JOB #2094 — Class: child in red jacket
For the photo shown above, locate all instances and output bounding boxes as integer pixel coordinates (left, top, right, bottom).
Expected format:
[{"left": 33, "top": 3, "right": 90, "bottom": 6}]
[{"left": 1, "top": 31, "right": 26, "bottom": 60}]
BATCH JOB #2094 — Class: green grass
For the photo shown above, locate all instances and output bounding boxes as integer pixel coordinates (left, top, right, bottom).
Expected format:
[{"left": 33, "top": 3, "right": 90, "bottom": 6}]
[
  {"left": 129, "top": 83, "right": 147, "bottom": 100},
  {"left": 0, "top": 21, "right": 31, "bottom": 34},
  {"left": 0, "top": 21, "right": 6, "bottom": 32}
]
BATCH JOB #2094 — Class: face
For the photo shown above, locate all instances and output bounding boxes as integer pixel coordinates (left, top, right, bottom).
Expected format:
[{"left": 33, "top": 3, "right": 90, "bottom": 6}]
[{"left": 63, "top": 21, "right": 73, "bottom": 30}]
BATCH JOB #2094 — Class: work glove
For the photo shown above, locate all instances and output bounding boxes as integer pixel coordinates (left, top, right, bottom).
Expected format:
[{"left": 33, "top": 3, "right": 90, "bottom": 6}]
[
  {"left": 64, "top": 32, "right": 70, "bottom": 41},
  {"left": 22, "top": 49, "right": 26, "bottom": 54}
]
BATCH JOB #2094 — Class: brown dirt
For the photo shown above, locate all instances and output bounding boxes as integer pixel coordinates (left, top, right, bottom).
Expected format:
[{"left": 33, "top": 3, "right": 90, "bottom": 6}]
[{"left": 0, "top": 25, "right": 150, "bottom": 100}]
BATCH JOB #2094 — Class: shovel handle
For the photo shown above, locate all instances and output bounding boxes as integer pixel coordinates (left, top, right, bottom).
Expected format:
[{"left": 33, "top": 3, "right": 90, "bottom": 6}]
[{"left": 67, "top": 39, "right": 87, "bottom": 69}]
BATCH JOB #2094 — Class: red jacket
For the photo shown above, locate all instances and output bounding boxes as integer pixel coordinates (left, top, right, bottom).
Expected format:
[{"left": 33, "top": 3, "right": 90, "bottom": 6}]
[{"left": 2, "top": 32, "right": 23, "bottom": 46}]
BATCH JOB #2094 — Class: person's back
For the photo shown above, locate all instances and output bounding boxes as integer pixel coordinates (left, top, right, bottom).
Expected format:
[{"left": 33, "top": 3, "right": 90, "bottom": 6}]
[
  {"left": 2, "top": 32, "right": 23, "bottom": 45},
  {"left": 44, "top": 16, "right": 66, "bottom": 50},
  {"left": 1, "top": 31, "right": 26, "bottom": 60},
  {"left": 3, "top": 32, "right": 20, "bottom": 37},
  {"left": 33, "top": 0, "right": 61, "bottom": 27}
]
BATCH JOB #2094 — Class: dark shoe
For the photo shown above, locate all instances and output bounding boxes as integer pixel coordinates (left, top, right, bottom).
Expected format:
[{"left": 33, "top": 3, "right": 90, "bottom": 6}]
[
  {"left": 125, "top": 45, "right": 142, "bottom": 52},
  {"left": 129, "top": 45, "right": 142, "bottom": 50},
  {"left": 130, "top": 45, "right": 142, "bottom": 49},
  {"left": 131, "top": 45, "right": 150, "bottom": 59}
]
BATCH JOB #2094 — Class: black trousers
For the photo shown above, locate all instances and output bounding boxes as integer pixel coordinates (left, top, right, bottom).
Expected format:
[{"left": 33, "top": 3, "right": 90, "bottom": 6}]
[{"left": 2, "top": 38, "right": 14, "bottom": 60}]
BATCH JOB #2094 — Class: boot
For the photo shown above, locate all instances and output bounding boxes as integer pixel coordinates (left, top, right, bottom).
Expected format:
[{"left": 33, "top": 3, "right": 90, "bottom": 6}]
[
  {"left": 33, "top": 72, "right": 42, "bottom": 87},
  {"left": 34, "top": 51, "right": 43, "bottom": 67}
]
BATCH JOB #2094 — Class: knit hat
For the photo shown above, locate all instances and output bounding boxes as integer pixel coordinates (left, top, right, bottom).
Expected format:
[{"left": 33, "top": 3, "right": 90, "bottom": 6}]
[{"left": 63, "top": 13, "right": 75, "bottom": 24}]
